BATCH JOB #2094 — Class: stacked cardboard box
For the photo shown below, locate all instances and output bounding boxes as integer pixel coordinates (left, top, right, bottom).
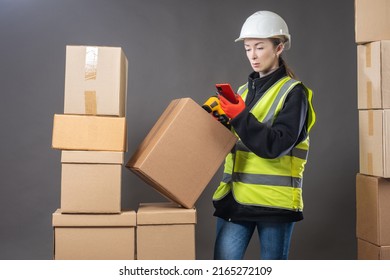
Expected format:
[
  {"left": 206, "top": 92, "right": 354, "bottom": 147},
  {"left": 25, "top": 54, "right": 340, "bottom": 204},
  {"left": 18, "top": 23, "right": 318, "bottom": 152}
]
[
  {"left": 126, "top": 97, "right": 237, "bottom": 259},
  {"left": 51, "top": 45, "right": 136, "bottom": 260},
  {"left": 136, "top": 202, "right": 197, "bottom": 260},
  {"left": 355, "top": 0, "right": 390, "bottom": 260},
  {"left": 51, "top": 46, "right": 237, "bottom": 260}
]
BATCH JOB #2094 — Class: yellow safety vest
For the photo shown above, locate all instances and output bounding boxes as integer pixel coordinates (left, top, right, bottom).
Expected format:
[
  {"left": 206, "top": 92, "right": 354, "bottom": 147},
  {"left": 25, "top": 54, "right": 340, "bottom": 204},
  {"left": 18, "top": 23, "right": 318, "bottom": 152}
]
[{"left": 213, "top": 76, "right": 316, "bottom": 211}]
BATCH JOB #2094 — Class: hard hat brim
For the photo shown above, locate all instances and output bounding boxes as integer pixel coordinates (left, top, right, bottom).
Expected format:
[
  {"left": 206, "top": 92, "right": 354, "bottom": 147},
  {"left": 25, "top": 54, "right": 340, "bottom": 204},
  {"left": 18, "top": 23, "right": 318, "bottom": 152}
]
[{"left": 234, "top": 36, "right": 291, "bottom": 50}]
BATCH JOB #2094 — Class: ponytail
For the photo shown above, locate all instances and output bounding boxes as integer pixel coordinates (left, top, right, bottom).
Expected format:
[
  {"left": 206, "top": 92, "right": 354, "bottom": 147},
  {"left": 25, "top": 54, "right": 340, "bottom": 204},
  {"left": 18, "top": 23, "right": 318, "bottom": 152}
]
[
  {"left": 270, "top": 37, "right": 297, "bottom": 79},
  {"left": 279, "top": 57, "right": 297, "bottom": 79}
]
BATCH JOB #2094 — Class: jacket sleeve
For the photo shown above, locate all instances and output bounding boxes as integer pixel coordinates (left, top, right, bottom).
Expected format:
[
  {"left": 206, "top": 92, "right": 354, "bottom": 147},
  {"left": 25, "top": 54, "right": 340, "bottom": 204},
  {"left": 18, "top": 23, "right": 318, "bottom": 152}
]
[{"left": 230, "top": 84, "right": 308, "bottom": 159}]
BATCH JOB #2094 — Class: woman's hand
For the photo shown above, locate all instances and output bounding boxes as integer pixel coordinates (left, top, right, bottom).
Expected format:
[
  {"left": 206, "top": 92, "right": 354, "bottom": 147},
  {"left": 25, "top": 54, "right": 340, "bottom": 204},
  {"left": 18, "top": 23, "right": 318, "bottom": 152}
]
[{"left": 219, "top": 94, "right": 246, "bottom": 119}]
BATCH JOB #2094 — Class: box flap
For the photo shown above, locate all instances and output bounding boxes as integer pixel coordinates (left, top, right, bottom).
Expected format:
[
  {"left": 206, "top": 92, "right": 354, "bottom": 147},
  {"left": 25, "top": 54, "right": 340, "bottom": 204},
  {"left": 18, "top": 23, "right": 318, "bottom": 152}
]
[
  {"left": 61, "top": 151, "right": 124, "bottom": 164},
  {"left": 52, "top": 209, "right": 136, "bottom": 227},
  {"left": 137, "top": 202, "right": 196, "bottom": 225}
]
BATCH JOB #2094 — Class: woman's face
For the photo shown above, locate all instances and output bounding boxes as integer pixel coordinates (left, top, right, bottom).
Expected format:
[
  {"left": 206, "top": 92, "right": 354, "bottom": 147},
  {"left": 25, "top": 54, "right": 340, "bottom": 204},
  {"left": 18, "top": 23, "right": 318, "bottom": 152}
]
[{"left": 244, "top": 38, "right": 283, "bottom": 75}]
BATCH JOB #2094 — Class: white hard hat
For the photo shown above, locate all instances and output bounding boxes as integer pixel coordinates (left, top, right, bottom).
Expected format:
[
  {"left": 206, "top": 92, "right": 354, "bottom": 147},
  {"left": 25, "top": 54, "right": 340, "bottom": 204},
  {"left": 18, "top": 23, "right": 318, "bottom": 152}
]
[{"left": 235, "top": 11, "right": 291, "bottom": 50}]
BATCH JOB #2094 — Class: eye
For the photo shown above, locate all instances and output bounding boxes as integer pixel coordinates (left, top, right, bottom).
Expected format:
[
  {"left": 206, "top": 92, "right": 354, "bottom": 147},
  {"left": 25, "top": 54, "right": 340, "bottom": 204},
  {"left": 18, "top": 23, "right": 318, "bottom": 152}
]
[
  {"left": 245, "top": 48, "right": 251, "bottom": 52},
  {"left": 257, "top": 47, "right": 264, "bottom": 50}
]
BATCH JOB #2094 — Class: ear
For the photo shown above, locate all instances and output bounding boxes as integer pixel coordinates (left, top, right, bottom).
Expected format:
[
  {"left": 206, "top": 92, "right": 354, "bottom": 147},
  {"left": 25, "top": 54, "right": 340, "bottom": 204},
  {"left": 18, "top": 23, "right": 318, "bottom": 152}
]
[{"left": 276, "top": 43, "right": 284, "bottom": 57}]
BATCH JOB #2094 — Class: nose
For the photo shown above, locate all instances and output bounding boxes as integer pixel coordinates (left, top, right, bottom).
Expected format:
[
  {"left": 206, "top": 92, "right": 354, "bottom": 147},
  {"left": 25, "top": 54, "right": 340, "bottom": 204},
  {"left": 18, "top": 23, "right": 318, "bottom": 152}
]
[{"left": 250, "top": 49, "right": 257, "bottom": 60}]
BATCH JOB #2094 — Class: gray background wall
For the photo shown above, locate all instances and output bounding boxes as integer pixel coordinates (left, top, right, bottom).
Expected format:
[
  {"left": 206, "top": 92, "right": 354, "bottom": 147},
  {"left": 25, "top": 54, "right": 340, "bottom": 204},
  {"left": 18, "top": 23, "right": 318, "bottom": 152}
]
[{"left": 0, "top": 0, "right": 358, "bottom": 260}]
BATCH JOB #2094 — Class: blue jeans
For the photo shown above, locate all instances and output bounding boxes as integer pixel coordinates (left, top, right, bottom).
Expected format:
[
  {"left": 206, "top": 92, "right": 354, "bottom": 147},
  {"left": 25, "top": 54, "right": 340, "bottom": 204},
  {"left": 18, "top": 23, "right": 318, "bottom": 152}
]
[{"left": 214, "top": 218, "right": 295, "bottom": 260}]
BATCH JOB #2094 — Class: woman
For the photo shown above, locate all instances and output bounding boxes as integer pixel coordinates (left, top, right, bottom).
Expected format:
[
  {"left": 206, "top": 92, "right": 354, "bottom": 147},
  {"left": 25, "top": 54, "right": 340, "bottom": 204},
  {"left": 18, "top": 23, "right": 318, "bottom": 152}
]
[{"left": 212, "top": 11, "right": 316, "bottom": 260}]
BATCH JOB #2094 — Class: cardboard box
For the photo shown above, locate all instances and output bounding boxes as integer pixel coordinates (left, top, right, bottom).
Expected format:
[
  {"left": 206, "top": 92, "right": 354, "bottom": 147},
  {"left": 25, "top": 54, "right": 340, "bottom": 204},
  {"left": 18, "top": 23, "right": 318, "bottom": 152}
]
[
  {"left": 359, "top": 110, "right": 390, "bottom": 177},
  {"left": 356, "top": 173, "right": 390, "bottom": 245},
  {"left": 358, "top": 41, "right": 390, "bottom": 109},
  {"left": 61, "top": 151, "right": 123, "bottom": 213},
  {"left": 52, "top": 114, "right": 127, "bottom": 151},
  {"left": 358, "top": 238, "right": 390, "bottom": 260},
  {"left": 52, "top": 209, "right": 136, "bottom": 260},
  {"left": 64, "top": 45, "right": 128, "bottom": 116},
  {"left": 355, "top": 0, "right": 390, "bottom": 44},
  {"left": 126, "top": 98, "right": 237, "bottom": 208},
  {"left": 136, "top": 202, "right": 196, "bottom": 260}
]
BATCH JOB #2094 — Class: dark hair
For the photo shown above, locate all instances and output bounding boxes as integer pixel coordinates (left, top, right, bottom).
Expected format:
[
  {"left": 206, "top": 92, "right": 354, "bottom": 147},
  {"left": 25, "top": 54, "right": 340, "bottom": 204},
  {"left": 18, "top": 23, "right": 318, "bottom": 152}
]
[{"left": 270, "top": 37, "right": 297, "bottom": 79}]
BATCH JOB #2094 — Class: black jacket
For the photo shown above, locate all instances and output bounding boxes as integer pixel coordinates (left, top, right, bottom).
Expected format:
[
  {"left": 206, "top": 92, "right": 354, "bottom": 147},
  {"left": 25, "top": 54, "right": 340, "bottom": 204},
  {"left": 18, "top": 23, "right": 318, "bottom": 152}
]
[{"left": 213, "top": 65, "right": 309, "bottom": 223}]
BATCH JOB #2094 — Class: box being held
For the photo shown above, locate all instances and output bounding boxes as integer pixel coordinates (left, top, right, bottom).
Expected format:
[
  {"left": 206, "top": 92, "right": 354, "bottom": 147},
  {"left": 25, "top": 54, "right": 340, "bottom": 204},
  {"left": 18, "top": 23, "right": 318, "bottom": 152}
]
[
  {"left": 52, "top": 209, "right": 136, "bottom": 260},
  {"left": 60, "top": 151, "right": 123, "bottom": 213},
  {"left": 126, "top": 98, "right": 237, "bottom": 208},
  {"left": 358, "top": 41, "right": 390, "bottom": 109},
  {"left": 136, "top": 202, "right": 196, "bottom": 260},
  {"left": 64, "top": 45, "right": 128, "bottom": 116}
]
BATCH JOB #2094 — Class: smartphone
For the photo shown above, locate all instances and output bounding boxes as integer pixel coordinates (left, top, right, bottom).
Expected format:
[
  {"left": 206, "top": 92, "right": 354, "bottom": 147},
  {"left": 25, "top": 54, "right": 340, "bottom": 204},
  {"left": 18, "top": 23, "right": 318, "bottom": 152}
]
[{"left": 215, "top": 83, "right": 238, "bottom": 104}]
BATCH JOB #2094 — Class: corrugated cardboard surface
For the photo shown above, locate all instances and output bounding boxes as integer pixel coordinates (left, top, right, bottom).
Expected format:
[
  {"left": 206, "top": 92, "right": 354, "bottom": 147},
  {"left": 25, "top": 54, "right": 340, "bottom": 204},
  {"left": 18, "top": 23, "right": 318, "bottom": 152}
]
[
  {"left": 137, "top": 202, "right": 196, "bottom": 225},
  {"left": 61, "top": 163, "right": 121, "bottom": 213},
  {"left": 358, "top": 110, "right": 390, "bottom": 177},
  {"left": 136, "top": 202, "right": 196, "bottom": 260},
  {"left": 53, "top": 210, "right": 136, "bottom": 260},
  {"left": 137, "top": 224, "right": 195, "bottom": 260},
  {"left": 64, "top": 45, "right": 128, "bottom": 117},
  {"left": 61, "top": 151, "right": 124, "bottom": 164},
  {"left": 355, "top": 0, "right": 390, "bottom": 43},
  {"left": 358, "top": 41, "right": 390, "bottom": 109},
  {"left": 358, "top": 239, "right": 390, "bottom": 260},
  {"left": 356, "top": 174, "right": 390, "bottom": 245},
  {"left": 126, "top": 98, "right": 237, "bottom": 208},
  {"left": 54, "top": 227, "right": 135, "bottom": 260},
  {"left": 52, "top": 114, "right": 127, "bottom": 151}
]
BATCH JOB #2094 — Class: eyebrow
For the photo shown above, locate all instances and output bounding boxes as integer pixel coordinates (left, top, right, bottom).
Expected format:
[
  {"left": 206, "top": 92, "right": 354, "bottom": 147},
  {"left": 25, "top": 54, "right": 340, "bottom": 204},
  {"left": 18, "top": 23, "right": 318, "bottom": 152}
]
[{"left": 244, "top": 42, "right": 265, "bottom": 47}]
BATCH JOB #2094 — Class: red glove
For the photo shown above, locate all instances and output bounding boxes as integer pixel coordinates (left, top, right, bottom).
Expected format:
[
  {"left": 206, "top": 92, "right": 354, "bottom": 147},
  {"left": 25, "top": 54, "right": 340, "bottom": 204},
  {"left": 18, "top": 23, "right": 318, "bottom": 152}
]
[{"left": 219, "top": 94, "right": 246, "bottom": 119}]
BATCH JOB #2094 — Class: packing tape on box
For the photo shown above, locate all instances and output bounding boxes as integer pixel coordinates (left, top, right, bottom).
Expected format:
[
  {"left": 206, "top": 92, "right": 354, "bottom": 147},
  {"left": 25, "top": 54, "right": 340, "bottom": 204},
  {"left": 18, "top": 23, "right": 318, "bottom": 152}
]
[
  {"left": 365, "top": 43, "right": 371, "bottom": 68},
  {"left": 84, "top": 91, "right": 97, "bottom": 115},
  {"left": 85, "top": 46, "right": 98, "bottom": 80},
  {"left": 367, "top": 81, "right": 373, "bottom": 108},
  {"left": 367, "top": 153, "right": 373, "bottom": 175},
  {"left": 368, "top": 110, "right": 374, "bottom": 136}
]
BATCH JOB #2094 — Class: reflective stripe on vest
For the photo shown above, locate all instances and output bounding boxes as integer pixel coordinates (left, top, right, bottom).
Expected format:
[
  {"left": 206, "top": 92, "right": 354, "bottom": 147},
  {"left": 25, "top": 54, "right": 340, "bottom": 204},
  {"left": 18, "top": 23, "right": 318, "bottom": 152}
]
[{"left": 213, "top": 76, "right": 316, "bottom": 211}]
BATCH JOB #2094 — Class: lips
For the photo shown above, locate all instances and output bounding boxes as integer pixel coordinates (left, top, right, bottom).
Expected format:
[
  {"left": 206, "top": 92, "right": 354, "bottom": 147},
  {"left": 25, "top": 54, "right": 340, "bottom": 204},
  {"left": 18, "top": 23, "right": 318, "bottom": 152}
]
[{"left": 252, "top": 63, "right": 260, "bottom": 68}]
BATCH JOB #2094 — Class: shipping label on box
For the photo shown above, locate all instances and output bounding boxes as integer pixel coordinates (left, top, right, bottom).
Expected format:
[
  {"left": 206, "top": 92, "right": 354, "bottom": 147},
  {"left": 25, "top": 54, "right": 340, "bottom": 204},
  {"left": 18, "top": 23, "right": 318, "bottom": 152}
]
[
  {"left": 355, "top": 0, "right": 390, "bottom": 43},
  {"left": 64, "top": 46, "right": 128, "bottom": 116},
  {"left": 52, "top": 114, "right": 127, "bottom": 151},
  {"left": 356, "top": 173, "right": 390, "bottom": 246},
  {"left": 136, "top": 202, "right": 196, "bottom": 260},
  {"left": 52, "top": 209, "right": 136, "bottom": 260},
  {"left": 358, "top": 41, "right": 390, "bottom": 109},
  {"left": 359, "top": 110, "right": 390, "bottom": 177},
  {"left": 126, "top": 98, "right": 237, "bottom": 209}
]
